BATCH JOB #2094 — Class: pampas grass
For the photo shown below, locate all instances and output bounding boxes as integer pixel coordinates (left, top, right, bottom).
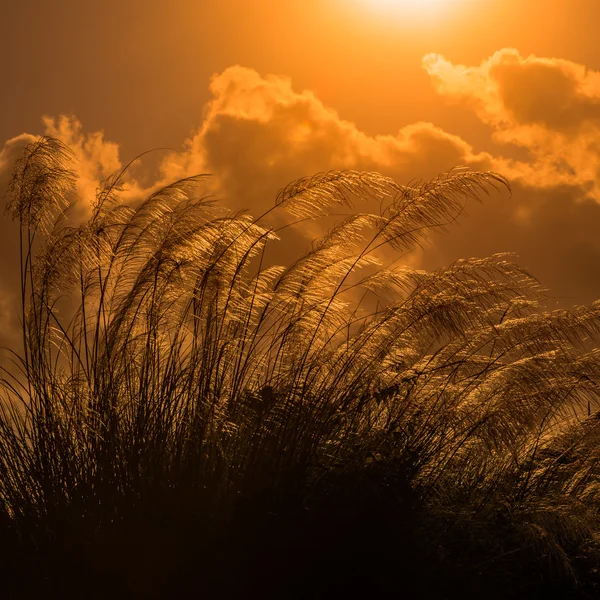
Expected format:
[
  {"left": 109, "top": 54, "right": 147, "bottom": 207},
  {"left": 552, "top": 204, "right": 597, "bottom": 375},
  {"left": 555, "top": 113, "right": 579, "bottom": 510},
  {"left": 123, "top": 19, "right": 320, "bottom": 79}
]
[{"left": 1, "top": 136, "right": 600, "bottom": 598}]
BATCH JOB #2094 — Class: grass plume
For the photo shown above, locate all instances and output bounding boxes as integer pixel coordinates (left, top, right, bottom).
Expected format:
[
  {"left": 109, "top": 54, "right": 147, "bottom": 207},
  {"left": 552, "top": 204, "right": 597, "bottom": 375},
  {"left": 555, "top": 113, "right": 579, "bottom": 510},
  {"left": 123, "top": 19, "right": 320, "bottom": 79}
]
[{"left": 1, "top": 137, "right": 600, "bottom": 598}]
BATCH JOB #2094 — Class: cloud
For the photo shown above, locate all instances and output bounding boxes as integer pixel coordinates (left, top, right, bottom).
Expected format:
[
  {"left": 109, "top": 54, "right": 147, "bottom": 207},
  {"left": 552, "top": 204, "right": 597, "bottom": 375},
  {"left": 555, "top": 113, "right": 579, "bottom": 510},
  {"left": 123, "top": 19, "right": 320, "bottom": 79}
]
[
  {"left": 423, "top": 49, "right": 600, "bottom": 134},
  {"left": 423, "top": 179, "right": 600, "bottom": 306},
  {"left": 169, "top": 61, "right": 600, "bottom": 307},
  {"left": 155, "top": 65, "right": 501, "bottom": 274},
  {"left": 41, "top": 115, "right": 155, "bottom": 215},
  {"left": 422, "top": 49, "right": 600, "bottom": 304},
  {"left": 423, "top": 49, "right": 600, "bottom": 195},
  {"left": 42, "top": 115, "right": 121, "bottom": 184},
  {"left": 160, "top": 65, "right": 492, "bottom": 215}
]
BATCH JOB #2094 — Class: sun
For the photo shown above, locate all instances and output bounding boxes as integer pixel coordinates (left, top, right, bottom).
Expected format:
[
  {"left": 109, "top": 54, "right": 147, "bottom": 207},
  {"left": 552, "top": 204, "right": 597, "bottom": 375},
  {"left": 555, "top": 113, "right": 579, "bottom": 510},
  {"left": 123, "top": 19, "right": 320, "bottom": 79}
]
[
  {"left": 373, "top": 0, "right": 449, "bottom": 5},
  {"left": 360, "top": 0, "right": 454, "bottom": 18}
]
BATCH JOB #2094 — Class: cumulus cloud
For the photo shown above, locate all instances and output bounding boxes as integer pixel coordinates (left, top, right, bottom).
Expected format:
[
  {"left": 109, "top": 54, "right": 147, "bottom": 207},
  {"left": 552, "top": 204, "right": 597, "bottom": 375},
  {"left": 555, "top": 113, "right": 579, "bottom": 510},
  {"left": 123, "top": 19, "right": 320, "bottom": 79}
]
[
  {"left": 175, "top": 61, "right": 600, "bottom": 306},
  {"left": 160, "top": 65, "right": 492, "bottom": 214},
  {"left": 155, "top": 65, "right": 500, "bottom": 272},
  {"left": 42, "top": 115, "right": 121, "bottom": 189},
  {"left": 41, "top": 115, "right": 155, "bottom": 214},
  {"left": 423, "top": 49, "right": 600, "bottom": 195}
]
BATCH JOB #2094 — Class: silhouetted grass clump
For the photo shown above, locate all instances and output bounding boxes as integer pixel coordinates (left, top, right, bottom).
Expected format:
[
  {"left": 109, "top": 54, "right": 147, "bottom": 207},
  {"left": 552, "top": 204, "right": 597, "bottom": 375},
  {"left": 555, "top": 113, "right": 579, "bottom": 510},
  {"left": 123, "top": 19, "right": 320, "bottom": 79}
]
[{"left": 1, "top": 137, "right": 600, "bottom": 598}]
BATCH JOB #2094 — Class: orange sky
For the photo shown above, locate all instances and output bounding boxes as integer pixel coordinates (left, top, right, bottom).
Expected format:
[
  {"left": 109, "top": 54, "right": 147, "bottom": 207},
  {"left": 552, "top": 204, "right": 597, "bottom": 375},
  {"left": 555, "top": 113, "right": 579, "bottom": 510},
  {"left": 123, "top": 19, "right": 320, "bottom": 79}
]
[
  {"left": 2, "top": 0, "right": 599, "bottom": 155},
  {"left": 2, "top": 0, "right": 600, "bottom": 343}
]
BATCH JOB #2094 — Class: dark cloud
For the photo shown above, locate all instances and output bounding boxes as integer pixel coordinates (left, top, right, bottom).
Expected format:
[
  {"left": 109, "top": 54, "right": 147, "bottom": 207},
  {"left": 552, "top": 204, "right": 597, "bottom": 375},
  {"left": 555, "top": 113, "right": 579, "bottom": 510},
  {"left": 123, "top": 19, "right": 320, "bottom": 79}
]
[
  {"left": 491, "top": 59, "right": 600, "bottom": 132},
  {"left": 423, "top": 180, "right": 600, "bottom": 306}
]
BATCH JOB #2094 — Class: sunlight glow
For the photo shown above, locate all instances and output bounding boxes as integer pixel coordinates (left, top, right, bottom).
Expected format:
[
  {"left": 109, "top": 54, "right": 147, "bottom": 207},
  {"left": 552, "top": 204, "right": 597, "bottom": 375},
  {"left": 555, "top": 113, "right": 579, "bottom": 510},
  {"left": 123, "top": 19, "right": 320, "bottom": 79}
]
[
  {"left": 359, "top": 0, "right": 456, "bottom": 19},
  {"left": 372, "top": 0, "right": 450, "bottom": 6}
]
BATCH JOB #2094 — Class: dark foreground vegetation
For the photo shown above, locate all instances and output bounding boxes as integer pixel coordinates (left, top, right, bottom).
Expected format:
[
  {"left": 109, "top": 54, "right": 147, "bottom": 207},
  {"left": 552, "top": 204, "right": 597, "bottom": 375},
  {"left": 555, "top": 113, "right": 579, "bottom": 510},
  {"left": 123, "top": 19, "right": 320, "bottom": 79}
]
[{"left": 1, "top": 137, "right": 600, "bottom": 598}]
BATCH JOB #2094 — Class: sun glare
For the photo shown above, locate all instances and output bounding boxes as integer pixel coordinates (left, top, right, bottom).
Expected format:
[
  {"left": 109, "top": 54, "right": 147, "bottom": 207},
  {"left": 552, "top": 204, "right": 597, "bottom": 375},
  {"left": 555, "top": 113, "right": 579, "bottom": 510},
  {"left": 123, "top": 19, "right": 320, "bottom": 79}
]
[
  {"left": 373, "top": 0, "right": 449, "bottom": 5},
  {"left": 360, "top": 0, "right": 455, "bottom": 20}
]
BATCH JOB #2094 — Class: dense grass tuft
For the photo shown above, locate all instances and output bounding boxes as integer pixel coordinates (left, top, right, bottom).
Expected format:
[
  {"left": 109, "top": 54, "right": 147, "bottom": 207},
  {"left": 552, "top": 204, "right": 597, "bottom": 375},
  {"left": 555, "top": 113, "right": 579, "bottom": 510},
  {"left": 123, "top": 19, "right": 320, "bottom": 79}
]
[{"left": 1, "top": 137, "right": 600, "bottom": 598}]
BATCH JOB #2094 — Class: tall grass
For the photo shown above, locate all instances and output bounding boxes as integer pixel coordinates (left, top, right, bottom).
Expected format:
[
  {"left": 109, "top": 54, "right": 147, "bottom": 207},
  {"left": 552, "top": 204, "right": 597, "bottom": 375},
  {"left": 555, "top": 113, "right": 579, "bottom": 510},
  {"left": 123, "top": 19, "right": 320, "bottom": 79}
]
[{"left": 1, "top": 136, "right": 600, "bottom": 598}]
